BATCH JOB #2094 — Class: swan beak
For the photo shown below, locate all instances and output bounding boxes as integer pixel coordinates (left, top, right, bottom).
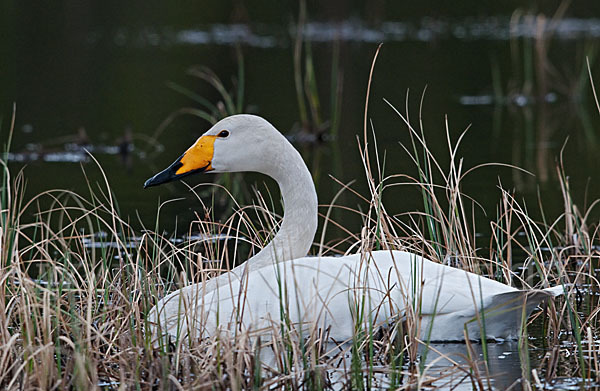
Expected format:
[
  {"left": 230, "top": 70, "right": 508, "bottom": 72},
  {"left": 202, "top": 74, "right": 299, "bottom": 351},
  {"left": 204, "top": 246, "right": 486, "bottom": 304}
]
[{"left": 144, "top": 135, "right": 216, "bottom": 188}]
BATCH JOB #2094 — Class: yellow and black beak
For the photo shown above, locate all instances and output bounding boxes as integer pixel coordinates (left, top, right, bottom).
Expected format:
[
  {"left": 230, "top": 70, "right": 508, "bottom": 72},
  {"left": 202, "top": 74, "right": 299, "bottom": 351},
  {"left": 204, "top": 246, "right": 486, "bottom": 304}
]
[{"left": 144, "top": 135, "right": 216, "bottom": 188}]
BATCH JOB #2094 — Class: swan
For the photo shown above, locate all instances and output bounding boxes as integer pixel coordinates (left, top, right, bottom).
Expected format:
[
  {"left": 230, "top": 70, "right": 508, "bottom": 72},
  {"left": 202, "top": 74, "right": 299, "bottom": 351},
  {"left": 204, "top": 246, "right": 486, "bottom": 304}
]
[{"left": 144, "top": 114, "right": 563, "bottom": 342}]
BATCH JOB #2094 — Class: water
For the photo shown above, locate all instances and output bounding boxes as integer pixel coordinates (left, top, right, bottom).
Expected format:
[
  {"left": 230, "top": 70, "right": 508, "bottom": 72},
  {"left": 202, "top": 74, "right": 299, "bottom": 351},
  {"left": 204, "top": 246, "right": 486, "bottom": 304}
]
[
  {"left": 2, "top": 2, "right": 600, "bottom": 388},
  {"left": 3, "top": 4, "right": 600, "bottom": 231},
  {"left": 258, "top": 336, "right": 599, "bottom": 390}
]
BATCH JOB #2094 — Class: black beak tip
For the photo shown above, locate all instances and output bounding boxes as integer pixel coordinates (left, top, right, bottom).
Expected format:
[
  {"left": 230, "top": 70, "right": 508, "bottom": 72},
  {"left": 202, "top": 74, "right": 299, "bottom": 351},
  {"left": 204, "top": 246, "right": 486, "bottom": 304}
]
[
  {"left": 143, "top": 168, "right": 174, "bottom": 189},
  {"left": 144, "top": 155, "right": 185, "bottom": 189},
  {"left": 143, "top": 176, "right": 157, "bottom": 189},
  {"left": 143, "top": 154, "right": 204, "bottom": 189}
]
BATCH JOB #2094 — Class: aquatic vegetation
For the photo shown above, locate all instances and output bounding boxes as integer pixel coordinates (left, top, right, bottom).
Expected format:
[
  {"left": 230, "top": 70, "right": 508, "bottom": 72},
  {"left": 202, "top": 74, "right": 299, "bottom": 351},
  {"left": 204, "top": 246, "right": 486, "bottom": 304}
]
[
  {"left": 1, "top": 55, "right": 600, "bottom": 389},
  {"left": 292, "top": 0, "right": 343, "bottom": 139}
]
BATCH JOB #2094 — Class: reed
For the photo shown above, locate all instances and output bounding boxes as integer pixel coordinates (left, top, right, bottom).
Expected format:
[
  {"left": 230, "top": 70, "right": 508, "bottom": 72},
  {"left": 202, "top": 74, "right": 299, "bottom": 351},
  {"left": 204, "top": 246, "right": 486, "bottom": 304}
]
[
  {"left": 292, "top": 0, "right": 343, "bottom": 138},
  {"left": 1, "top": 60, "right": 600, "bottom": 390}
]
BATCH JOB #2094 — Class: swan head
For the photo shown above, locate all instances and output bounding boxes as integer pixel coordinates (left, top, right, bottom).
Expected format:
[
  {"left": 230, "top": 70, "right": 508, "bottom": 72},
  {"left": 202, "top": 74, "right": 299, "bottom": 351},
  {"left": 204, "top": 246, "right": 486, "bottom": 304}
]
[{"left": 144, "top": 114, "right": 286, "bottom": 188}]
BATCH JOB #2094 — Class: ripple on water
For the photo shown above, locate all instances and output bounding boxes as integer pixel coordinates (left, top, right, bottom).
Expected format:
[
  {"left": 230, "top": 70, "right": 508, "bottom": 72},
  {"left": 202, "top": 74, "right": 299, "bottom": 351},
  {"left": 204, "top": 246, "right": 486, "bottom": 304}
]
[{"left": 79, "top": 17, "right": 600, "bottom": 49}]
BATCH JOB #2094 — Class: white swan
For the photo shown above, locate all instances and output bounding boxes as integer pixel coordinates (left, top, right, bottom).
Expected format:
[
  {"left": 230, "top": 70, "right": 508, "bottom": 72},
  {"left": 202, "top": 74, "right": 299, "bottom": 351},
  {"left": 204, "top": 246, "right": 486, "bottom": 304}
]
[{"left": 144, "top": 114, "right": 563, "bottom": 342}]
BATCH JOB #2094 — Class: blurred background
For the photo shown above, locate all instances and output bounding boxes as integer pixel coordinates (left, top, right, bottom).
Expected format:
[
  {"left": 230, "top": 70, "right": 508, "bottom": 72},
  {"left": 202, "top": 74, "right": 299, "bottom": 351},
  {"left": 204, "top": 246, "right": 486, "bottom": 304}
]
[{"left": 1, "top": 0, "right": 600, "bottom": 237}]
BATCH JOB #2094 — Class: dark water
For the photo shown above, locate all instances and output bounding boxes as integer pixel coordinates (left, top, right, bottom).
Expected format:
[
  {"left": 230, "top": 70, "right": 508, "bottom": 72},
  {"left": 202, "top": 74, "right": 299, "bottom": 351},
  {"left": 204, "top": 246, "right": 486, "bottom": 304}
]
[
  {"left": 2, "top": 3, "right": 600, "bottom": 387},
  {"left": 3, "top": 2, "right": 600, "bottom": 233}
]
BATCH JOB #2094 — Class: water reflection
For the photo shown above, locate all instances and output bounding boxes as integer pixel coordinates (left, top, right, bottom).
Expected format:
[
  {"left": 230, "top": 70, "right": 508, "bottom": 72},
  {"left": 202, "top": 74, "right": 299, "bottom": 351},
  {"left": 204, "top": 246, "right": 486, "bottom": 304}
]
[
  {"left": 258, "top": 340, "right": 537, "bottom": 390},
  {"left": 423, "top": 342, "right": 530, "bottom": 390},
  {"left": 86, "top": 18, "right": 600, "bottom": 49},
  {"left": 256, "top": 329, "right": 600, "bottom": 389},
  {"left": 5, "top": 124, "right": 142, "bottom": 172}
]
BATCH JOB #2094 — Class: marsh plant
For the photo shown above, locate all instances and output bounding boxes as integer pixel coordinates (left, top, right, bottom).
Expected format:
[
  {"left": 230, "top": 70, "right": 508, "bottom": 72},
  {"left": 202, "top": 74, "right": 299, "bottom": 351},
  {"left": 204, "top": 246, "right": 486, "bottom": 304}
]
[
  {"left": 292, "top": 0, "right": 344, "bottom": 138},
  {"left": 1, "top": 61, "right": 599, "bottom": 389}
]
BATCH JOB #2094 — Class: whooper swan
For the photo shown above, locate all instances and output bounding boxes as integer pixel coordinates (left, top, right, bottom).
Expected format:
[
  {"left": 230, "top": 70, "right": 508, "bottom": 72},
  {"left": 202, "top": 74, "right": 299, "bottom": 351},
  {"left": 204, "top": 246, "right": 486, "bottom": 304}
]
[{"left": 144, "top": 114, "right": 563, "bottom": 342}]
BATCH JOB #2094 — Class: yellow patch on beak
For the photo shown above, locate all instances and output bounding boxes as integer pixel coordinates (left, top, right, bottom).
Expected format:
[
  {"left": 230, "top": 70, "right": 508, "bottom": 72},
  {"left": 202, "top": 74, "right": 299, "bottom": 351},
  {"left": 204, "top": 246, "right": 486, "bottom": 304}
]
[{"left": 176, "top": 135, "right": 217, "bottom": 175}]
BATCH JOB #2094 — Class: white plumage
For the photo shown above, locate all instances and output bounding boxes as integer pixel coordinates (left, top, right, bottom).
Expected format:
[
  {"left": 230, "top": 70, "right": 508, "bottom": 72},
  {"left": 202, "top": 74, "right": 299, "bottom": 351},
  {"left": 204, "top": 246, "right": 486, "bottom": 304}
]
[
  {"left": 151, "top": 250, "right": 563, "bottom": 342},
  {"left": 145, "top": 114, "right": 563, "bottom": 343}
]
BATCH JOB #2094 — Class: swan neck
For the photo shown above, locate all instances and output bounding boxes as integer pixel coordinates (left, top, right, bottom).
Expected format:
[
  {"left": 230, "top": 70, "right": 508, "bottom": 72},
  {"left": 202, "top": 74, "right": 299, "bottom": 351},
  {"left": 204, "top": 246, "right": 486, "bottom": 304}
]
[{"left": 246, "top": 142, "right": 318, "bottom": 270}]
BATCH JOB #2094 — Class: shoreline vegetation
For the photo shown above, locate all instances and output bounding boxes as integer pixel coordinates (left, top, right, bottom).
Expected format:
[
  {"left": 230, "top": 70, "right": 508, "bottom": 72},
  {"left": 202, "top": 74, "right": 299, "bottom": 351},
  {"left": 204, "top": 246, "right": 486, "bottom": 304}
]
[
  {"left": 1, "top": 69, "right": 599, "bottom": 388},
  {"left": 0, "top": 84, "right": 600, "bottom": 390}
]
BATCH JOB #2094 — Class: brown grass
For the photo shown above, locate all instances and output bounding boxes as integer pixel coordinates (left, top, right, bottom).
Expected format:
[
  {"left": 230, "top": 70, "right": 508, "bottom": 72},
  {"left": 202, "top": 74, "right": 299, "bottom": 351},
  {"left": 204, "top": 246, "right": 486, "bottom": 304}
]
[{"left": 0, "top": 55, "right": 599, "bottom": 389}]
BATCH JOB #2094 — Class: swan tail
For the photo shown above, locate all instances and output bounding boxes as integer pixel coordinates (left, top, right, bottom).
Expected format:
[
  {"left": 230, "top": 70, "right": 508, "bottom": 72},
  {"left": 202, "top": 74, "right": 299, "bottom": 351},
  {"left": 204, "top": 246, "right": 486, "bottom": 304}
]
[
  {"left": 542, "top": 285, "right": 567, "bottom": 297},
  {"left": 487, "top": 287, "right": 562, "bottom": 317},
  {"left": 479, "top": 287, "right": 562, "bottom": 340}
]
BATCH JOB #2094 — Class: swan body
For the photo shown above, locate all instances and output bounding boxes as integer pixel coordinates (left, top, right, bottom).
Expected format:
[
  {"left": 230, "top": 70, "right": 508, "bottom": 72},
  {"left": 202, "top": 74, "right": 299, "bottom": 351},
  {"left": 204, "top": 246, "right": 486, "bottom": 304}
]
[
  {"left": 145, "top": 114, "right": 563, "bottom": 343},
  {"left": 150, "top": 250, "right": 563, "bottom": 342}
]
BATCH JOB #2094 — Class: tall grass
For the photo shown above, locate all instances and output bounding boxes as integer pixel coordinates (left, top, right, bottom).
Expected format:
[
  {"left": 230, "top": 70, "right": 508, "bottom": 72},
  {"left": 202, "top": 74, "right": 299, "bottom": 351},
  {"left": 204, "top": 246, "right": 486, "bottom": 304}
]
[{"left": 1, "top": 65, "right": 600, "bottom": 389}]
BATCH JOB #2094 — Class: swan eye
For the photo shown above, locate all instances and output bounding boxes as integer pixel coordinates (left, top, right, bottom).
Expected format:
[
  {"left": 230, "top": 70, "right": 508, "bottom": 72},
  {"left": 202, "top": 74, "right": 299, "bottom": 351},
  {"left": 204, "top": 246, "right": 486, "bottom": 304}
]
[{"left": 217, "top": 130, "right": 230, "bottom": 138}]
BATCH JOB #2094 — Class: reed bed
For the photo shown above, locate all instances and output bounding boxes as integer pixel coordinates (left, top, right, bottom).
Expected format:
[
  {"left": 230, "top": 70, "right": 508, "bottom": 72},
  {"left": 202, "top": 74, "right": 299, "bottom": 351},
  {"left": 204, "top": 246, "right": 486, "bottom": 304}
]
[{"left": 1, "top": 89, "right": 600, "bottom": 389}]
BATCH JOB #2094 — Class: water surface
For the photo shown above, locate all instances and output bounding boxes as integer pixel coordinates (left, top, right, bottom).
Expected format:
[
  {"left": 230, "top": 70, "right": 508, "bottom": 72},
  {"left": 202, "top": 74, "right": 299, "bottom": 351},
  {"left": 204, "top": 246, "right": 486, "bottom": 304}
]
[{"left": 2, "top": 2, "right": 600, "bottom": 388}]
